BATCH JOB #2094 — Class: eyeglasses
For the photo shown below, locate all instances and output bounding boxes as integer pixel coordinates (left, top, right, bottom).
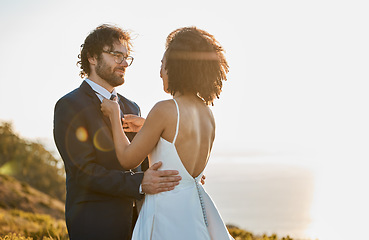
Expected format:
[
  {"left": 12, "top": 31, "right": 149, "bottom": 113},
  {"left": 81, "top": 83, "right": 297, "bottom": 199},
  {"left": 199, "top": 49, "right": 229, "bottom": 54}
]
[{"left": 102, "top": 50, "right": 134, "bottom": 66}]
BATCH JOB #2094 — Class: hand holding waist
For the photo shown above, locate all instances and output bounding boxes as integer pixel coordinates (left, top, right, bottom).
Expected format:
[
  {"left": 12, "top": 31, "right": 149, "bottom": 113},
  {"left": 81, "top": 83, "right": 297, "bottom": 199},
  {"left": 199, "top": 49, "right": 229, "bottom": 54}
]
[{"left": 142, "top": 161, "right": 182, "bottom": 194}]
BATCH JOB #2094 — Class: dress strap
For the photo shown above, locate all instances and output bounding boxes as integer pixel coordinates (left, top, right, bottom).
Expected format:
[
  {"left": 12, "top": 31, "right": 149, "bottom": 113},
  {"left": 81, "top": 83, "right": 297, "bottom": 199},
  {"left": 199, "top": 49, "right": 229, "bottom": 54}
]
[{"left": 172, "top": 99, "right": 180, "bottom": 144}]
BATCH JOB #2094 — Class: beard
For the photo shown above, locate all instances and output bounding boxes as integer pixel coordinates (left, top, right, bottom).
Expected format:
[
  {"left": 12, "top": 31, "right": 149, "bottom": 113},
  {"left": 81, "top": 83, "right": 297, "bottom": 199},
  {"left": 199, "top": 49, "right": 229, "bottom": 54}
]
[{"left": 95, "top": 58, "right": 125, "bottom": 87}]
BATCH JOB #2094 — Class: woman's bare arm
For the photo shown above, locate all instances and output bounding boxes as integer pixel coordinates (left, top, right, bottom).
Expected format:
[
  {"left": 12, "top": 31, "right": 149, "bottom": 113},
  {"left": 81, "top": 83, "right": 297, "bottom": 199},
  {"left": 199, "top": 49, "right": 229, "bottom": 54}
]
[{"left": 101, "top": 99, "right": 170, "bottom": 169}]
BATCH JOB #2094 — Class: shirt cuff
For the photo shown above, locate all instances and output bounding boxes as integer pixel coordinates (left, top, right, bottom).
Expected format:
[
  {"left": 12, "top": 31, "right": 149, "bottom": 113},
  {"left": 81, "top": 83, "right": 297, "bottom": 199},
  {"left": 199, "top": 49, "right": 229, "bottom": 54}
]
[{"left": 139, "top": 184, "right": 145, "bottom": 195}]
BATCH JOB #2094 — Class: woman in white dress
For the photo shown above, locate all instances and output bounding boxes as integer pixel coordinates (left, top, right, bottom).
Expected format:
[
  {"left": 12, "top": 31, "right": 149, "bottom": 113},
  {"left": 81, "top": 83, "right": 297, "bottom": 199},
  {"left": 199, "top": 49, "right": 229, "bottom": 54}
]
[{"left": 101, "top": 26, "right": 233, "bottom": 240}]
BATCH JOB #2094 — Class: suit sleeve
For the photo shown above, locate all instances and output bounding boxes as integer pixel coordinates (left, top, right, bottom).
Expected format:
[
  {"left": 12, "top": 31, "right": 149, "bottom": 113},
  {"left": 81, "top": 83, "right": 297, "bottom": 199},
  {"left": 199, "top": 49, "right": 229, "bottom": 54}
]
[{"left": 53, "top": 97, "right": 144, "bottom": 200}]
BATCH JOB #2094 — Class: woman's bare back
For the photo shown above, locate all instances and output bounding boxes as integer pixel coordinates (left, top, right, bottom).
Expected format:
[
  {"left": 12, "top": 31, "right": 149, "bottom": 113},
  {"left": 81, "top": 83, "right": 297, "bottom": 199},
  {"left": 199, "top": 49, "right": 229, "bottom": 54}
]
[{"left": 161, "top": 95, "right": 215, "bottom": 178}]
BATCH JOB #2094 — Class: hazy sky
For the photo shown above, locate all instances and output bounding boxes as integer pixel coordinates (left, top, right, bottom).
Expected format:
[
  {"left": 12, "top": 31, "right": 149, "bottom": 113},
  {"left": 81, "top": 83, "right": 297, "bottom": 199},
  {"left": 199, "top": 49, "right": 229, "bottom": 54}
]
[
  {"left": 1, "top": 0, "right": 367, "bottom": 159},
  {"left": 1, "top": 1, "right": 368, "bottom": 239}
]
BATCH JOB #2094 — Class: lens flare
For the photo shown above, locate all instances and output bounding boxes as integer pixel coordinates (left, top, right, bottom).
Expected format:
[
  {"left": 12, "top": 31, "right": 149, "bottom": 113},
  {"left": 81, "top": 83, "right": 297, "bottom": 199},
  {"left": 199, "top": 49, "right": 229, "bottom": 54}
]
[
  {"left": 75, "top": 127, "right": 88, "bottom": 142},
  {"left": 93, "top": 127, "right": 114, "bottom": 152}
]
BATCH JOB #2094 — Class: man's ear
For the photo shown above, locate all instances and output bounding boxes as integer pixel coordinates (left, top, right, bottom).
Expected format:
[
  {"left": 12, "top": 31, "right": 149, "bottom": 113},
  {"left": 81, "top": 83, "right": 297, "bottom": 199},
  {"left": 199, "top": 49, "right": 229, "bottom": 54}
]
[{"left": 87, "top": 53, "right": 97, "bottom": 65}]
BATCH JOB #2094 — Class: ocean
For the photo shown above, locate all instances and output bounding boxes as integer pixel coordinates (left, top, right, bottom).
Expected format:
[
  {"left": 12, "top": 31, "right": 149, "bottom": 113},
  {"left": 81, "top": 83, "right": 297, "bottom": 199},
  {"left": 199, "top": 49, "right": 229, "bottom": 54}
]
[{"left": 203, "top": 157, "right": 315, "bottom": 240}]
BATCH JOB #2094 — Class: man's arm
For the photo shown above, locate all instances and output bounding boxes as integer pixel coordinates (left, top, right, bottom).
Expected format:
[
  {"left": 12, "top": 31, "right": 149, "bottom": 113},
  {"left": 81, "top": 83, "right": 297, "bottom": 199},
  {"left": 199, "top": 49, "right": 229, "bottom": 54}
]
[{"left": 54, "top": 97, "right": 143, "bottom": 199}]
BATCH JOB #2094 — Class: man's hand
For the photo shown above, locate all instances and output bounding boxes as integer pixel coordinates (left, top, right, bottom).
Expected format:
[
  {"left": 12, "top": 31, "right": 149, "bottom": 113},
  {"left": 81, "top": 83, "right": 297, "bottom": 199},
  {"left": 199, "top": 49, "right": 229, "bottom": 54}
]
[
  {"left": 122, "top": 114, "right": 145, "bottom": 132},
  {"left": 141, "top": 161, "right": 181, "bottom": 194}
]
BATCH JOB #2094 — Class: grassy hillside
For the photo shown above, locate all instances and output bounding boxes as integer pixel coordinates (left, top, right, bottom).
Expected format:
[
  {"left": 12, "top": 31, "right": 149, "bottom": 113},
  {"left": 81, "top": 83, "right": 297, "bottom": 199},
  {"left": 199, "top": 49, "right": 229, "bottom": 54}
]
[
  {"left": 0, "top": 174, "right": 68, "bottom": 239},
  {"left": 0, "top": 122, "right": 66, "bottom": 202},
  {"left": 0, "top": 174, "right": 64, "bottom": 220}
]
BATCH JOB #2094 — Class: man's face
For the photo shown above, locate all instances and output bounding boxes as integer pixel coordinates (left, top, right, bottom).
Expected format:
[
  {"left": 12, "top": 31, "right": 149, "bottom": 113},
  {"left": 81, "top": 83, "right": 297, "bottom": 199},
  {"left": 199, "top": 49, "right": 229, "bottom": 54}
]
[{"left": 95, "top": 41, "right": 129, "bottom": 88}]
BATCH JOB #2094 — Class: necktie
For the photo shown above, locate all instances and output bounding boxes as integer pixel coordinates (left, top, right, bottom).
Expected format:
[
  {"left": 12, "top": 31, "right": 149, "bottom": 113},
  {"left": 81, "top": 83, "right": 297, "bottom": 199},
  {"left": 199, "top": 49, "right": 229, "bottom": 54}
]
[
  {"left": 110, "top": 94, "right": 117, "bottom": 100},
  {"left": 110, "top": 94, "right": 124, "bottom": 118}
]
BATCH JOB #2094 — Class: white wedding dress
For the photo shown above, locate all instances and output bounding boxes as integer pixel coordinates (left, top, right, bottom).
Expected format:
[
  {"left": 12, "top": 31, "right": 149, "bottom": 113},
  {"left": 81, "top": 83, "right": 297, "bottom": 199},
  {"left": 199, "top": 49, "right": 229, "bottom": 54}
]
[{"left": 132, "top": 99, "right": 234, "bottom": 240}]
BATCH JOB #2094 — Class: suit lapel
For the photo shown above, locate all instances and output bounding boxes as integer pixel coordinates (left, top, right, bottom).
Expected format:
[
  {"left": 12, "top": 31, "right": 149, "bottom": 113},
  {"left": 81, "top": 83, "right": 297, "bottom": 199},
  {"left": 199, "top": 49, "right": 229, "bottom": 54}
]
[
  {"left": 117, "top": 95, "right": 126, "bottom": 115},
  {"left": 80, "top": 81, "right": 113, "bottom": 131}
]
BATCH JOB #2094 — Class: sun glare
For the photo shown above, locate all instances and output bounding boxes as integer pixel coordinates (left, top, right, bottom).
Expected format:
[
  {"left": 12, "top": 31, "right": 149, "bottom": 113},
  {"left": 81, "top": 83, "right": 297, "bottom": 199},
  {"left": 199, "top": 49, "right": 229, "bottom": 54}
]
[
  {"left": 306, "top": 157, "right": 369, "bottom": 240},
  {"left": 75, "top": 127, "right": 88, "bottom": 142}
]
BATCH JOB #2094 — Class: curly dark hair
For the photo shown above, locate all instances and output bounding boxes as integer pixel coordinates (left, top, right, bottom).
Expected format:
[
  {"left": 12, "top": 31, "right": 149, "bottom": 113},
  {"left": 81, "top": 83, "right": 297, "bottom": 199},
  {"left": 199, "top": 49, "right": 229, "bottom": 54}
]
[
  {"left": 164, "top": 27, "right": 229, "bottom": 105},
  {"left": 77, "top": 24, "right": 132, "bottom": 78}
]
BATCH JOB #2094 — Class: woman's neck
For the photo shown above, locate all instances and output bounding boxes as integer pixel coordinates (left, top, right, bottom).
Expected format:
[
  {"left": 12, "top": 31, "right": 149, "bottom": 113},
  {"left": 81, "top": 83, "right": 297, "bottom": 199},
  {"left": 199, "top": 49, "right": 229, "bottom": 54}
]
[{"left": 173, "top": 92, "right": 204, "bottom": 103}]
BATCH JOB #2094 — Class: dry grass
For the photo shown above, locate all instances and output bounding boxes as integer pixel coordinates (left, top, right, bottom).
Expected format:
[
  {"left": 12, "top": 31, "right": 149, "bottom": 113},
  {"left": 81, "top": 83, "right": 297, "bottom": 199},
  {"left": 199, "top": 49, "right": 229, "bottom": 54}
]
[
  {"left": 0, "top": 174, "right": 64, "bottom": 220},
  {"left": 0, "top": 174, "right": 68, "bottom": 239},
  {"left": 0, "top": 209, "right": 68, "bottom": 239}
]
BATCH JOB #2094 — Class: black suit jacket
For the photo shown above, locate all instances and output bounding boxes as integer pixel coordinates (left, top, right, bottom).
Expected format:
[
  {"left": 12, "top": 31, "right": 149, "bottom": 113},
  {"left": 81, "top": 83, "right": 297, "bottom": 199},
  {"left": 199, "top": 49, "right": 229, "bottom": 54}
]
[{"left": 53, "top": 81, "right": 144, "bottom": 240}]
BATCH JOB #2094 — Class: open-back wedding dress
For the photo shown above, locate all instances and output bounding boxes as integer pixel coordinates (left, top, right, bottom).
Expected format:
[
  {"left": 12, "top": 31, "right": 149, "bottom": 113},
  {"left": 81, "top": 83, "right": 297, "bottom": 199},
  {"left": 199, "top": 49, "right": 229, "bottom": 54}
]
[{"left": 131, "top": 99, "right": 234, "bottom": 240}]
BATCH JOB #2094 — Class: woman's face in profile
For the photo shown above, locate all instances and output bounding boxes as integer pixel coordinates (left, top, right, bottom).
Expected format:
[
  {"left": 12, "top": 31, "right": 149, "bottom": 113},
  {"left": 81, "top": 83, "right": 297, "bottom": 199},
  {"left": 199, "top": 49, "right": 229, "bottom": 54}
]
[{"left": 160, "top": 54, "right": 169, "bottom": 93}]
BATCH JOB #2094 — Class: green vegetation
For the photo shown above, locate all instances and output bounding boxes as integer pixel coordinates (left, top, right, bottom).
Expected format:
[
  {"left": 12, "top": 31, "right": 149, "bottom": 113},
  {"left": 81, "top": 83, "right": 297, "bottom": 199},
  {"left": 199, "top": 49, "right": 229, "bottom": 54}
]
[
  {"left": 227, "top": 225, "right": 297, "bottom": 240},
  {"left": 0, "top": 233, "right": 33, "bottom": 240},
  {"left": 0, "top": 209, "right": 68, "bottom": 240},
  {"left": 0, "top": 121, "right": 68, "bottom": 239},
  {"left": 0, "top": 173, "right": 67, "bottom": 239},
  {"left": 0, "top": 122, "right": 65, "bottom": 201},
  {"left": 0, "top": 174, "right": 64, "bottom": 220}
]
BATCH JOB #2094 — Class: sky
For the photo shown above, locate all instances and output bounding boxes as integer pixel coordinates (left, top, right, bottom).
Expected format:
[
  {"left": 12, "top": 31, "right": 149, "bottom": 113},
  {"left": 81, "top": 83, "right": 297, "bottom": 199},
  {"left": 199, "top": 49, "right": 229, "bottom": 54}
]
[{"left": 1, "top": 1, "right": 369, "bottom": 239}]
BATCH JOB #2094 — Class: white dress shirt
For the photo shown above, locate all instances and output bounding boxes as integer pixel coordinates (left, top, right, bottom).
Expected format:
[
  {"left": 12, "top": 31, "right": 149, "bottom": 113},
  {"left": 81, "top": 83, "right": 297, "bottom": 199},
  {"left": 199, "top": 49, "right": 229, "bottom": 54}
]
[{"left": 85, "top": 78, "right": 117, "bottom": 102}]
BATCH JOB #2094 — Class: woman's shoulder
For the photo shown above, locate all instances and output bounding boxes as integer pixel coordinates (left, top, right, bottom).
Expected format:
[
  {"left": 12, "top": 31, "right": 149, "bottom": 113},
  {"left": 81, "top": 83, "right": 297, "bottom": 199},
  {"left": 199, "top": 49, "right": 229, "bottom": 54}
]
[
  {"left": 146, "top": 99, "right": 176, "bottom": 120},
  {"left": 155, "top": 99, "right": 175, "bottom": 106},
  {"left": 151, "top": 99, "right": 176, "bottom": 113}
]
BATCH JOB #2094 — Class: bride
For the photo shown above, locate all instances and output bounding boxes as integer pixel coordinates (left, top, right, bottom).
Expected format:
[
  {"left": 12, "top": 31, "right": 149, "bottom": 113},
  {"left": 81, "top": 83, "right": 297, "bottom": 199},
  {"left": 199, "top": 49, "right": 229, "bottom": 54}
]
[{"left": 101, "top": 26, "right": 233, "bottom": 240}]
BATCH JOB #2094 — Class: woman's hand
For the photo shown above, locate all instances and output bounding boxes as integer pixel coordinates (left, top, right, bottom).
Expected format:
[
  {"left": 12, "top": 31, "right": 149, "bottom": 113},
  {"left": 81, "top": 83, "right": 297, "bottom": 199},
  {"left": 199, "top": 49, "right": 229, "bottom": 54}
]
[
  {"left": 101, "top": 99, "right": 120, "bottom": 120},
  {"left": 123, "top": 114, "right": 146, "bottom": 132}
]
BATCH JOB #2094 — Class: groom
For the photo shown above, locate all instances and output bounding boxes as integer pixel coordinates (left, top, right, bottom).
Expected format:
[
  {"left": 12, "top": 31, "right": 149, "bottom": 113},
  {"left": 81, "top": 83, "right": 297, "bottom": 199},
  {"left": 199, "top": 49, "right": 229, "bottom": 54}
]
[{"left": 53, "top": 24, "right": 181, "bottom": 240}]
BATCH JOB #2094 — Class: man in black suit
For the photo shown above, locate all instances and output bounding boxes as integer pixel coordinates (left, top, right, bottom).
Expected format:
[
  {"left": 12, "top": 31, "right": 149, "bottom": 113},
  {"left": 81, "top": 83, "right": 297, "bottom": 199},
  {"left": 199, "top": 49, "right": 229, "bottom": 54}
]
[{"left": 53, "top": 24, "right": 181, "bottom": 240}]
